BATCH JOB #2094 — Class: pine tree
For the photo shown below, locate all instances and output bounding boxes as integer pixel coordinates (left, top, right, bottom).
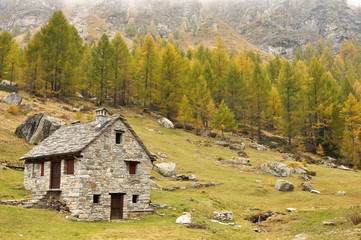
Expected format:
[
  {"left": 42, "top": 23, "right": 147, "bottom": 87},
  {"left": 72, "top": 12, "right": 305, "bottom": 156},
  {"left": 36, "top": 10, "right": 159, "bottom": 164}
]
[{"left": 211, "top": 100, "right": 236, "bottom": 138}]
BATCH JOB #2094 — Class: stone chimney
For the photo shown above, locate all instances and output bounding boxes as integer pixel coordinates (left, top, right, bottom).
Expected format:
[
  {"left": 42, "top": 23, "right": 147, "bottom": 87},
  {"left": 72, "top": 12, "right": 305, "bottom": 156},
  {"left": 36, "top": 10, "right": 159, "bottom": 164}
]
[{"left": 96, "top": 107, "right": 109, "bottom": 121}]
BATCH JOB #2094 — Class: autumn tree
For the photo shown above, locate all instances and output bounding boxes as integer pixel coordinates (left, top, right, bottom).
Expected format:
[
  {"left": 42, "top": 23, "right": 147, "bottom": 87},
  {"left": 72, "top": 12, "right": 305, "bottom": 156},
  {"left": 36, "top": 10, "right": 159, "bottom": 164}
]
[
  {"left": 178, "top": 95, "right": 194, "bottom": 128},
  {"left": 211, "top": 100, "right": 236, "bottom": 138},
  {"left": 0, "top": 31, "right": 13, "bottom": 79}
]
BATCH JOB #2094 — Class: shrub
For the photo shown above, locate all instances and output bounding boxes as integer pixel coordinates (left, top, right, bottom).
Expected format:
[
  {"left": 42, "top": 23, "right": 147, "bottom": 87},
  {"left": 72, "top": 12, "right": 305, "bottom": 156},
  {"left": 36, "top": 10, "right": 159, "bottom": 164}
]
[
  {"left": 9, "top": 104, "right": 18, "bottom": 115},
  {"left": 349, "top": 210, "right": 361, "bottom": 225},
  {"left": 75, "top": 110, "right": 83, "bottom": 121},
  {"left": 268, "top": 178, "right": 275, "bottom": 186},
  {"left": 301, "top": 159, "right": 307, "bottom": 167},
  {"left": 86, "top": 112, "right": 95, "bottom": 121}
]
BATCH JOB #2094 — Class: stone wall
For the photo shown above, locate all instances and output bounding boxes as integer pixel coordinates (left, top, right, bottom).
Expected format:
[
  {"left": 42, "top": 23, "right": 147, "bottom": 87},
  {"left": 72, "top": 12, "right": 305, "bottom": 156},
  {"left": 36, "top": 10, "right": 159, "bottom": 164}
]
[
  {"left": 24, "top": 118, "right": 153, "bottom": 221},
  {"left": 72, "top": 120, "right": 152, "bottom": 221}
]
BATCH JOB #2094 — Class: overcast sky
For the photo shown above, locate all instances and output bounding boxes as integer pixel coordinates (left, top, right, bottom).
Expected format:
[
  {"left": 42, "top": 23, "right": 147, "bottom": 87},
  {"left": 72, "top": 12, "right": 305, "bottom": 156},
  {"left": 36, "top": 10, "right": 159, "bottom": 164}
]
[{"left": 348, "top": 0, "right": 361, "bottom": 6}]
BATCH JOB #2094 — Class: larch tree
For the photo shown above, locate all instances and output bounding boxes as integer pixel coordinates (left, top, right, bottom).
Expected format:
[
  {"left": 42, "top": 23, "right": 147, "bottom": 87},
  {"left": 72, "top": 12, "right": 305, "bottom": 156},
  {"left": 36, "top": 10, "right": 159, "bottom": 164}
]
[
  {"left": 0, "top": 31, "right": 13, "bottom": 79},
  {"left": 91, "top": 33, "right": 113, "bottom": 105},
  {"left": 6, "top": 39, "right": 20, "bottom": 85},
  {"left": 278, "top": 58, "right": 301, "bottom": 145},
  {"left": 23, "top": 32, "right": 43, "bottom": 91},
  {"left": 211, "top": 100, "right": 236, "bottom": 138},
  {"left": 178, "top": 95, "right": 194, "bottom": 128}
]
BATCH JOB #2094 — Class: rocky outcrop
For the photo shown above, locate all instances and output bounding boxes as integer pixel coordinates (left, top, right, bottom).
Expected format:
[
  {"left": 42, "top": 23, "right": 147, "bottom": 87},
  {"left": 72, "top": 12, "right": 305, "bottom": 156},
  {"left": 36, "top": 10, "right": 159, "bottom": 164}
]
[
  {"left": 275, "top": 179, "right": 294, "bottom": 192},
  {"left": 207, "top": 0, "right": 361, "bottom": 59},
  {"left": 260, "top": 162, "right": 290, "bottom": 177},
  {"left": 249, "top": 143, "right": 267, "bottom": 151},
  {"left": 15, "top": 113, "right": 65, "bottom": 145},
  {"left": 213, "top": 211, "right": 234, "bottom": 221},
  {"left": 153, "top": 162, "right": 176, "bottom": 177},
  {"left": 1, "top": 92, "right": 22, "bottom": 106},
  {"left": 1, "top": 80, "right": 17, "bottom": 87}
]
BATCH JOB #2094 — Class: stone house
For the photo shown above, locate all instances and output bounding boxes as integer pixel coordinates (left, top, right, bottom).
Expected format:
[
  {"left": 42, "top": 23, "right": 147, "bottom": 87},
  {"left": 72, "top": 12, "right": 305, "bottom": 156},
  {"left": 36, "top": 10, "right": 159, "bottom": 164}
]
[{"left": 20, "top": 108, "right": 156, "bottom": 221}]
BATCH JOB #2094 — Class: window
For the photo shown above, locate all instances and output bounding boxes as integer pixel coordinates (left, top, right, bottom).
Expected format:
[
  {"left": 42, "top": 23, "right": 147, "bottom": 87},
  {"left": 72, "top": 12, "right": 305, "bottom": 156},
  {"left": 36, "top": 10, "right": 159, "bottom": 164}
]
[
  {"left": 129, "top": 162, "right": 137, "bottom": 175},
  {"left": 41, "top": 162, "right": 44, "bottom": 176},
  {"left": 31, "top": 164, "right": 36, "bottom": 177},
  {"left": 67, "top": 159, "right": 74, "bottom": 174},
  {"left": 93, "top": 194, "right": 100, "bottom": 204},
  {"left": 132, "top": 195, "right": 139, "bottom": 203},
  {"left": 115, "top": 131, "right": 124, "bottom": 144}
]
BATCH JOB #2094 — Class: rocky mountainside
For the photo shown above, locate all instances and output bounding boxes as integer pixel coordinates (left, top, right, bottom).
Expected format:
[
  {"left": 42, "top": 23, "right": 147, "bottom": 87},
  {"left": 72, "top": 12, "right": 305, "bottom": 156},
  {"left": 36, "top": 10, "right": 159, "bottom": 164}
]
[
  {"left": 207, "top": 0, "right": 361, "bottom": 58},
  {"left": 0, "top": 0, "right": 360, "bottom": 58}
]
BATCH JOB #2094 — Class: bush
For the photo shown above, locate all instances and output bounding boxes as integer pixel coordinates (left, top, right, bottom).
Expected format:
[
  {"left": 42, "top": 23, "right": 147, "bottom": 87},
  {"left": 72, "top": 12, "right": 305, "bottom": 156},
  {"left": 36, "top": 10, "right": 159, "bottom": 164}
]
[
  {"left": 208, "top": 132, "right": 217, "bottom": 138},
  {"left": 268, "top": 178, "right": 275, "bottom": 186},
  {"left": 0, "top": 84, "right": 17, "bottom": 93},
  {"left": 349, "top": 210, "right": 361, "bottom": 225},
  {"left": 8, "top": 104, "right": 18, "bottom": 115},
  {"left": 86, "top": 112, "right": 95, "bottom": 121},
  {"left": 75, "top": 110, "right": 83, "bottom": 121}
]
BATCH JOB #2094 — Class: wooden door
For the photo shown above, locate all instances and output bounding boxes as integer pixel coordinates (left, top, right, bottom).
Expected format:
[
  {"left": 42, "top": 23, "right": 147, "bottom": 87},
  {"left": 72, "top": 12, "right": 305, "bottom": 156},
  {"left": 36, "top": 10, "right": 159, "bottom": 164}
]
[
  {"left": 50, "top": 161, "right": 61, "bottom": 189},
  {"left": 110, "top": 194, "right": 124, "bottom": 220}
]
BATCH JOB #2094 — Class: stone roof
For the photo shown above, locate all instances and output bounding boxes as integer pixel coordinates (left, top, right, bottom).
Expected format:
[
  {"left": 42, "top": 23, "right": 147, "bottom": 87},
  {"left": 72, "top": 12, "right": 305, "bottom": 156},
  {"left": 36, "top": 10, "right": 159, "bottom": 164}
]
[{"left": 20, "top": 114, "right": 156, "bottom": 162}]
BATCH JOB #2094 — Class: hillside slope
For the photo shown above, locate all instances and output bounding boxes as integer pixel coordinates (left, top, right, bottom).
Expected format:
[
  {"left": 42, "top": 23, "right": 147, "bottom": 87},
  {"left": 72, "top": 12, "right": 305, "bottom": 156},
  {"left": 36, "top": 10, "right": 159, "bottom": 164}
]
[{"left": 1, "top": 90, "right": 361, "bottom": 239}]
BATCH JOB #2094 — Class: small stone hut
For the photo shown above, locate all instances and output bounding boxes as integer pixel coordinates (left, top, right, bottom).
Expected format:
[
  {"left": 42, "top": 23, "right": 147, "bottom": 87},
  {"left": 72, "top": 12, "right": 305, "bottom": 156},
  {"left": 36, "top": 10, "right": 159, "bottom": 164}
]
[{"left": 20, "top": 108, "right": 156, "bottom": 221}]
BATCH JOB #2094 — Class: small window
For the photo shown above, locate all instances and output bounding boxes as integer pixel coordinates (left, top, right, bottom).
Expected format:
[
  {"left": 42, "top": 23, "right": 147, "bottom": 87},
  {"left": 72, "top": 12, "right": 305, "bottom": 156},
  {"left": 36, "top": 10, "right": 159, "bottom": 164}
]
[
  {"left": 67, "top": 159, "right": 74, "bottom": 174},
  {"left": 132, "top": 195, "right": 139, "bottom": 203},
  {"left": 41, "top": 162, "right": 44, "bottom": 176},
  {"left": 129, "top": 162, "right": 137, "bottom": 175},
  {"left": 32, "top": 164, "right": 36, "bottom": 177},
  {"left": 93, "top": 194, "right": 100, "bottom": 204},
  {"left": 115, "top": 131, "right": 123, "bottom": 144}
]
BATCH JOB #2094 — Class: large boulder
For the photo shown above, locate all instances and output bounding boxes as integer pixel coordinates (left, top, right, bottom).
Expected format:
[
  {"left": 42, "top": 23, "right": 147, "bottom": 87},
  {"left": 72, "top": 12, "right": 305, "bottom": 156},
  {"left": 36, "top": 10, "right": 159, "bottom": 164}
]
[
  {"left": 1, "top": 92, "right": 22, "bottom": 106},
  {"left": 153, "top": 162, "right": 176, "bottom": 177},
  {"left": 275, "top": 179, "right": 294, "bottom": 192},
  {"left": 213, "top": 211, "right": 234, "bottom": 221},
  {"left": 260, "top": 162, "right": 291, "bottom": 177},
  {"left": 215, "top": 141, "right": 229, "bottom": 147},
  {"left": 158, "top": 117, "right": 174, "bottom": 129},
  {"left": 175, "top": 212, "right": 193, "bottom": 224},
  {"left": 15, "top": 113, "right": 65, "bottom": 145},
  {"left": 302, "top": 182, "right": 315, "bottom": 192},
  {"left": 1, "top": 80, "right": 18, "bottom": 87}
]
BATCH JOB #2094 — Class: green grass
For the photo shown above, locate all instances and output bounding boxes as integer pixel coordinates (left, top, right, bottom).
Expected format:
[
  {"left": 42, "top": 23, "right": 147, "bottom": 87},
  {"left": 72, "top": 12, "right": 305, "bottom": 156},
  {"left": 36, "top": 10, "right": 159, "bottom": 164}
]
[{"left": 1, "top": 98, "right": 361, "bottom": 239}]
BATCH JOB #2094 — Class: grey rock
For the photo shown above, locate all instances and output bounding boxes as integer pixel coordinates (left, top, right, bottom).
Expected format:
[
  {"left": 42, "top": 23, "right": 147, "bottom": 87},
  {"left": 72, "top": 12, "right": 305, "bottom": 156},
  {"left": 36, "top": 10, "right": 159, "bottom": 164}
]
[
  {"left": 249, "top": 143, "right": 267, "bottom": 151},
  {"left": 213, "top": 211, "right": 234, "bottom": 221},
  {"left": 302, "top": 182, "right": 315, "bottom": 192},
  {"left": 153, "top": 162, "right": 176, "bottom": 177},
  {"left": 1, "top": 80, "right": 17, "bottom": 87},
  {"left": 176, "top": 174, "right": 196, "bottom": 181},
  {"left": 66, "top": 215, "right": 78, "bottom": 221},
  {"left": 292, "top": 234, "right": 309, "bottom": 240},
  {"left": 322, "top": 221, "right": 336, "bottom": 226},
  {"left": 287, "top": 208, "right": 297, "bottom": 212},
  {"left": 190, "top": 182, "right": 202, "bottom": 188},
  {"left": 261, "top": 162, "right": 290, "bottom": 177},
  {"left": 311, "top": 189, "right": 321, "bottom": 195},
  {"left": 1, "top": 92, "right": 22, "bottom": 106},
  {"left": 175, "top": 212, "right": 192, "bottom": 224},
  {"left": 158, "top": 118, "right": 174, "bottom": 129},
  {"left": 149, "top": 180, "right": 164, "bottom": 190},
  {"left": 157, "top": 152, "right": 168, "bottom": 158},
  {"left": 337, "top": 165, "right": 351, "bottom": 171},
  {"left": 229, "top": 142, "right": 245, "bottom": 151},
  {"left": 293, "top": 167, "right": 307, "bottom": 175},
  {"left": 24, "top": 103, "right": 35, "bottom": 110},
  {"left": 335, "top": 191, "right": 346, "bottom": 196},
  {"left": 150, "top": 203, "right": 168, "bottom": 209},
  {"left": 15, "top": 113, "right": 65, "bottom": 145},
  {"left": 215, "top": 141, "right": 229, "bottom": 147},
  {"left": 224, "top": 158, "right": 250, "bottom": 166},
  {"left": 275, "top": 179, "right": 294, "bottom": 192}
]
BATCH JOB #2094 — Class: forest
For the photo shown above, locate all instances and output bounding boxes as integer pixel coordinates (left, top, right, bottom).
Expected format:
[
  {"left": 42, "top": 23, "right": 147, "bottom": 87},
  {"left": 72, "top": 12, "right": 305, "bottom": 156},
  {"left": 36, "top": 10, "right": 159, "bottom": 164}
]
[{"left": 1, "top": 10, "right": 361, "bottom": 169}]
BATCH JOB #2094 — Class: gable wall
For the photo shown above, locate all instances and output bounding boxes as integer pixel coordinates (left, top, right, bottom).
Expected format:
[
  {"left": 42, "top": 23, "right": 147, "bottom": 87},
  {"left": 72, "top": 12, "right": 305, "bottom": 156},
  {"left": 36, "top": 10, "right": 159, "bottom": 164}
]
[{"left": 65, "top": 119, "right": 152, "bottom": 221}]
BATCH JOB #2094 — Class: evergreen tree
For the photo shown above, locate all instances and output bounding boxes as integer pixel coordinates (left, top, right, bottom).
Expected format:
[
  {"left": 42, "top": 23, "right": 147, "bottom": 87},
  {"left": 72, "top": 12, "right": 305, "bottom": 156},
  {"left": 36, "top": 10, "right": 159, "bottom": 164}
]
[
  {"left": 11, "top": 23, "right": 21, "bottom": 37},
  {"left": 211, "top": 100, "right": 236, "bottom": 138},
  {"left": 148, "top": 20, "right": 157, "bottom": 39}
]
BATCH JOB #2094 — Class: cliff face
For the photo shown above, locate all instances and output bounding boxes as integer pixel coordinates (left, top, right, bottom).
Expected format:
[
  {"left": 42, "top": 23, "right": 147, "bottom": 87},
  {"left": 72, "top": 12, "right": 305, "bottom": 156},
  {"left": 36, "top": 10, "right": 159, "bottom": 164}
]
[
  {"left": 207, "top": 0, "right": 361, "bottom": 58},
  {"left": 1, "top": 0, "right": 361, "bottom": 58}
]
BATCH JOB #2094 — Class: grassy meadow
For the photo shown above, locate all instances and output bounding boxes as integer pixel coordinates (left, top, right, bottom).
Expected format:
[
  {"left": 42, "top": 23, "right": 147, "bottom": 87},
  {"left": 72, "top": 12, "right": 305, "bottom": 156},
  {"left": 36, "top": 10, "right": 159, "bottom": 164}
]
[{"left": 0, "top": 90, "right": 361, "bottom": 239}]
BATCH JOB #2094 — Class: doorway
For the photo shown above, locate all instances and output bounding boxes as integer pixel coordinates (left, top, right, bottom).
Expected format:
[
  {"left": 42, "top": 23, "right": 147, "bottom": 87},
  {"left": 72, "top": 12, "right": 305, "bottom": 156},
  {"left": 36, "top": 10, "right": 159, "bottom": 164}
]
[{"left": 110, "top": 194, "right": 124, "bottom": 220}]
